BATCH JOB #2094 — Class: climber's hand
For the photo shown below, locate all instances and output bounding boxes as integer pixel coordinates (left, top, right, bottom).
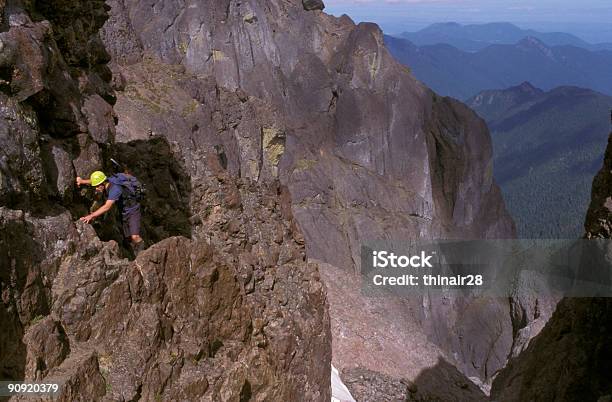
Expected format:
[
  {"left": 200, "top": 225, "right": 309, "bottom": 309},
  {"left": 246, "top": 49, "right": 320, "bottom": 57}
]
[
  {"left": 80, "top": 215, "right": 94, "bottom": 224},
  {"left": 76, "top": 176, "right": 84, "bottom": 187}
]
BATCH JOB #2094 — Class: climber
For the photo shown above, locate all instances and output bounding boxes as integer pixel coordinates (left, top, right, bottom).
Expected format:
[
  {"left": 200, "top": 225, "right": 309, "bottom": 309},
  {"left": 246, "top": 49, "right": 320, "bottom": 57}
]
[{"left": 76, "top": 170, "right": 145, "bottom": 255}]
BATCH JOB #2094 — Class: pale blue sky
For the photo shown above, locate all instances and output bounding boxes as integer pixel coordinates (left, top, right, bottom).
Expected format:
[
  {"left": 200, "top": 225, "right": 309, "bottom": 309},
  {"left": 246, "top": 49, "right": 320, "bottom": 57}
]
[{"left": 324, "top": 0, "right": 612, "bottom": 42}]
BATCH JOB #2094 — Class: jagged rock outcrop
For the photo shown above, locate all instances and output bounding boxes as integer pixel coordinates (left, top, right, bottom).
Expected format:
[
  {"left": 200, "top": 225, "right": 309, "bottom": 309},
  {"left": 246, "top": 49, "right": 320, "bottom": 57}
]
[
  {"left": 2, "top": 174, "right": 331, "bottom": 400},
  {"left": 491, "top": 133, "right": 612, "bottom": 401},
  {"left": 0, "top": 0, "right": 331, "bottom": 399},
  {"left": 98, "top": 0, "right": 516, "bottom": 393}
]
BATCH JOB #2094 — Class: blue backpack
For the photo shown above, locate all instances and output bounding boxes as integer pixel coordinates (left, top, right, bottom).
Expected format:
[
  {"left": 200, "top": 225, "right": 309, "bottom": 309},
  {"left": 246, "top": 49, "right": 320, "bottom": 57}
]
[{"left": 108, "top": 173, "right": 145, "bottom": 207}]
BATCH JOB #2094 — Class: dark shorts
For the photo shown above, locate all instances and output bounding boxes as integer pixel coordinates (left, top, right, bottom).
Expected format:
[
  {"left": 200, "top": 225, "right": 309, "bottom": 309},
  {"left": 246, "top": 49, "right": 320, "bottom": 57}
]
[{"left": 122, "top": 209, "right": 141, "bottom": 238}]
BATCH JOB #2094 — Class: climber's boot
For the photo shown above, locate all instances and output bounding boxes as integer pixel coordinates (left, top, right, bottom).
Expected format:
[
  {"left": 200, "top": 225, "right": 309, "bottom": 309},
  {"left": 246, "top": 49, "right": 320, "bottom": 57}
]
[{"left": 132, "top": 239, "right": 145, "bottom": 256}]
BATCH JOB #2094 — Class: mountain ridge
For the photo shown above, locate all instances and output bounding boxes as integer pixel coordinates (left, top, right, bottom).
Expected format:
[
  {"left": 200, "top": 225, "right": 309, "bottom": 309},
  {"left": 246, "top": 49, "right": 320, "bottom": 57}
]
[
  {"left": 400, "top": 22, "right": 612, "bottom": 52},
  {"left": 385, "top": 34, "right": 612, "bottom": 100}
]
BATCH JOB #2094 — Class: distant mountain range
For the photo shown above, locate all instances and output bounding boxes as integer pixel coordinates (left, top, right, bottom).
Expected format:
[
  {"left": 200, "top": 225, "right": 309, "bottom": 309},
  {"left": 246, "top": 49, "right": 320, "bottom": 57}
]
[
  {"left": 400, "top": 22, "right": 612, "bottom": 52},
  {"left": 467, "top": 82, "right": 612, "bottom": 238},
  {"left": 385, "top": 35, "right": 612, "bottom": 100}
]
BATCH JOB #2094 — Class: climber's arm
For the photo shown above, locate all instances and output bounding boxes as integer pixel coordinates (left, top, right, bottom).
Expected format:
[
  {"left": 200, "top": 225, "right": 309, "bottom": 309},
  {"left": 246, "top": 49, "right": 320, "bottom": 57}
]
[{"left": 80, "top": 200, "right": 115, "bottom": 223}]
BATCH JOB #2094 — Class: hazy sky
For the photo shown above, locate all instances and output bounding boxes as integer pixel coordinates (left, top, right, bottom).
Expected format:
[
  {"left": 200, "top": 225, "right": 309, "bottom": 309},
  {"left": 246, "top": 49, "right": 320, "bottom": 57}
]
[{"left": 324, "top": 0, "right": 612, "bottom": 42}]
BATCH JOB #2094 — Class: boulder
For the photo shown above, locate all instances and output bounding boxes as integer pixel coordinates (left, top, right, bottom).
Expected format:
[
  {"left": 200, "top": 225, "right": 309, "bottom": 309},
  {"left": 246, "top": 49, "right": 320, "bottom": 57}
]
[
  {"left": 303, "top": 0, "right": 325, "bottom": 11},
  {"left": 23, "top": 317, "right": 70, "bottom": 379}
]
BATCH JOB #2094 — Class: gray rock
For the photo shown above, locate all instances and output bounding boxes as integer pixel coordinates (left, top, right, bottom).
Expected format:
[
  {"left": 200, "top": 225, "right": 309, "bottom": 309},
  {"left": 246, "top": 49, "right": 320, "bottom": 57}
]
[
  {"left": 303, "top": 0, "right": 325, "bottom": 11},
  {"left": 100, "top": 0, "right": 144, "bottom": 65},
  {"left": 23, "top": 317, "right": 70, "bottom": 380},
  {"left": 72, "top": 134, "right": 103, "bottom": 178},
  {"left": 82, "top": 95, "right": 116, "bottom": 143},
  {"left": 50, "top": 145, "right": 74, "bottom": 199},
  {"left": 0, "top": 95, "right": 45, "bottom": 207}
]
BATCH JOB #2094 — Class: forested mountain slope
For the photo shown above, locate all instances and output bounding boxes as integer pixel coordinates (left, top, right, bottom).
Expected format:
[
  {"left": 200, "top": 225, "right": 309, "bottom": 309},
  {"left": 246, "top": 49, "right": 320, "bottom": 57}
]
[{"left": 468, "top": 83, "right": 612, "bottom": 238}]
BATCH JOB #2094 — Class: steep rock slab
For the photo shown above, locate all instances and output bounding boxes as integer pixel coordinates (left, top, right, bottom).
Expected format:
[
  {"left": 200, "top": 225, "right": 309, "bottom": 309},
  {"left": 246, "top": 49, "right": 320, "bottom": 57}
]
[{"left": 100, "top": 0, "right": 514, "bottom": 242}]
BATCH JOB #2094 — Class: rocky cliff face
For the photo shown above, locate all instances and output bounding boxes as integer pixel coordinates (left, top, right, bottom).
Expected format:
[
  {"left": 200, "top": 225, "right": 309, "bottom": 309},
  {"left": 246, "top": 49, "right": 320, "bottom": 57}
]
[
  {"left": 1, "top": 0, "right": 115, "bottom": 380},
  {"left": 99, "top": 0, "right": 516, "bottom": 395},
  {"left": 1, "top": 0, "right": 519, "bottom": 399},
  {"left": 101, "top": 0, "right": 515, "bottom": 259},
  {"left": 491, "top": 133, "right": 612, "bottom": 401},
  {"left": 0, "top": 0, "right": 330, "bottom": 400},
  {"left": 0, "top": 0, "right": 114, "bottom": 210}
]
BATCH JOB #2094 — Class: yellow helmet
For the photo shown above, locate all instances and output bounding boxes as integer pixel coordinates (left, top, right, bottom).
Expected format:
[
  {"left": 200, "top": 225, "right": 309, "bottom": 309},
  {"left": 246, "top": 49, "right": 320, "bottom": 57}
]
[{"left": 90, "top": 171, "right": 107, "bottom": 187}]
